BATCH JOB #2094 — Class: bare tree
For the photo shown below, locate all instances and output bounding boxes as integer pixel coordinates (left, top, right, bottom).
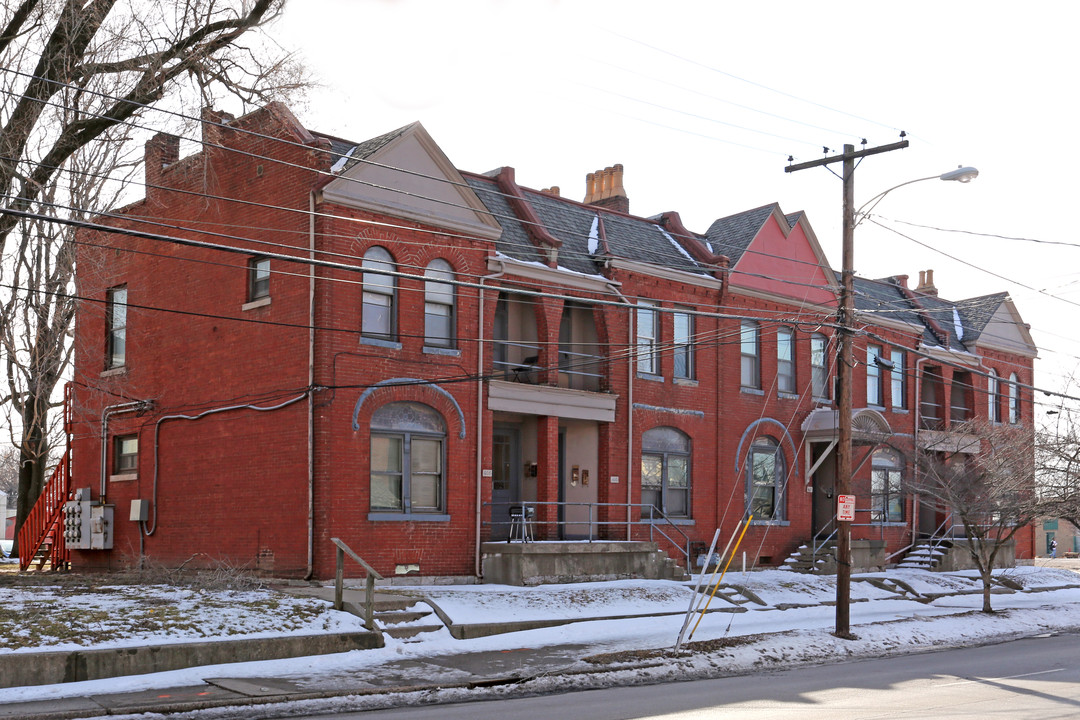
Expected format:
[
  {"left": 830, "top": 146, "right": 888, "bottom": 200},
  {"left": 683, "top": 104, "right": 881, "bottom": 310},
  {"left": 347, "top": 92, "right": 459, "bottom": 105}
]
[
  {"left": 1035, "top": 382, "right": 1080, "bottom": 530},
  {"left": 907, "top": 419, "right": 1039, "bottom": 612},
  {"left": 0, "top": 444, "right": 17, "bottom": 502},
  {"left": 0, "top": 0, "right": 307, "bottom": 557}
]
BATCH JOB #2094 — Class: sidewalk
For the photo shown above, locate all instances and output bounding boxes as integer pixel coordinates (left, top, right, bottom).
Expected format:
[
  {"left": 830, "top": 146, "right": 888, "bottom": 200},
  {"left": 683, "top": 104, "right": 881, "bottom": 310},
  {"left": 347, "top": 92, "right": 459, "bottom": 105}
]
[{"left": 2, "top": 563, "right": 1079, "bottom": 719}]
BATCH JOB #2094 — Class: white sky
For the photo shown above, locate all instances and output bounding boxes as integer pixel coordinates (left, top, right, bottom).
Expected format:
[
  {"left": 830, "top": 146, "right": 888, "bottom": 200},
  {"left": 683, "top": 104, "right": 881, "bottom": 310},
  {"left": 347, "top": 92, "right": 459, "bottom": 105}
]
[{"left": 272, "top": 0, "right": 1080, "bottom": 408}]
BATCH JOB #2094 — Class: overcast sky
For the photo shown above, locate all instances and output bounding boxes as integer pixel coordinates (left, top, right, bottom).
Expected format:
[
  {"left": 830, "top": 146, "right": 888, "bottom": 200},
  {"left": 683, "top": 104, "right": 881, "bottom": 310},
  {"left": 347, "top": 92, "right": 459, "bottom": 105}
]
[{"left": 276, "top": 1, "right": 1080, "bottom": 405}]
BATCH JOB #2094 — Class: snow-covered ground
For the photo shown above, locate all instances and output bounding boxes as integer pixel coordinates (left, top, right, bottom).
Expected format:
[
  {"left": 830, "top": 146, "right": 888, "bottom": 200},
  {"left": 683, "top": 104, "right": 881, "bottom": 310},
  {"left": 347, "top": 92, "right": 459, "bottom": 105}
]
[{"left": 1, "top": 563, "right": 1079, "bottom": 712}]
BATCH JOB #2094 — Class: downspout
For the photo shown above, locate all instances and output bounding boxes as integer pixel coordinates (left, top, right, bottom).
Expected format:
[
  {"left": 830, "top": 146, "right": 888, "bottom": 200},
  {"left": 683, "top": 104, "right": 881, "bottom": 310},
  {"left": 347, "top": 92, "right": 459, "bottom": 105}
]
[
  {"left": 100, "top": 401, "right": 152, "bottom": 500},
  {"left": 476, "top": 260, "right": 506, "bottom": 578},
  {"left": 606, "top": 282, "right": 635, "bottom": 539},
  {"left": 913, "top": 355, "right": 928, "bottom": 542},
  {"left": 307, "top": 190, "right": 317, "bottom": 580}
]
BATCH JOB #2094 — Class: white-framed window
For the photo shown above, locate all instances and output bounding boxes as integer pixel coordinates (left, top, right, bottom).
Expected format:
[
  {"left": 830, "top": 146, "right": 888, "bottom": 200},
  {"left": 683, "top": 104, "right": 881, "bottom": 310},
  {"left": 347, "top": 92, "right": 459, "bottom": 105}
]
[
  {"left": 112, "top": 435, "right": 138, "bottom": 476},
  {"left": 871, "top": 450, "right": 903, "bottom": 523},
  {"left": 1009, "top": 373, "right": 1020, "bottom": 424},
  {"left": 362, "top": 246, "right": 396, "bottom": 340},
  {"left": 106, "top": 285, "right": 127, "bottom": 369},
  {"left": 641, "top": 427, "right": 691, "bottom": 518},
  {"left": 637, "top": 300, "right": 658, "bottom": 375},
  {"left": 740, "top": 321, "right": 760, "bottom": 389},
  {"left": 747, "top": 436, "right": 785, "bottom": 520},
  {"left": 890, "top": 349, "right": 906, "bottom": 409},
  {"left": 777, "top": 327, "right": 795, "bottom": 393},
  {"left": 673, "top": 308, "right": 694, "bottom": 379},
  {"left": 988, "top": 369, "right": 1001, "bottom": 423},
  {"left": 866, "top": 344, "right": 883, "bottom": 406},
  {"left": 811, "top": 333, "right": 829, "bottom": 400},
  {"left": 423, "top": 259, "right": 455, "bottom": 348},
  {"left": 370, "top": 402, "right": 446, "bottom": 515},
  {"left": 248, "top": 257, "right": 270, "bottom": 301}
]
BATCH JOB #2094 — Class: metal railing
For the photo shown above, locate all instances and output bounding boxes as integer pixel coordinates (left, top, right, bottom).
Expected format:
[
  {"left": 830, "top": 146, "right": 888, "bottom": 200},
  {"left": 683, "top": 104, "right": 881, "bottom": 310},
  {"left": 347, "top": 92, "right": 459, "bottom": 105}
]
[
  {"left": 492, "top": 340, "right": 542, "bottom": 383},
  {"left": 18, "top": 451, "right": 71, "bottom": 572},
  {"left": 330, "top": 537, "right": 384, "bottom": 631},
  {"left": 557, "top": 348, "right": 605, "bottom": 391},
  {"left": 483, "top": 500, "right": 691, "bottom": 571}
]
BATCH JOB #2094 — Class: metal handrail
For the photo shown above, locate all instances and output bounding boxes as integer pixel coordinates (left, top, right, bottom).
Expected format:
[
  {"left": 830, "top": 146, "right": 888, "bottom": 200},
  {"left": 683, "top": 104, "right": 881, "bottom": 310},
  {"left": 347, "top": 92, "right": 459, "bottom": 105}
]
[
  {"left": 813, "top": 525, "right": 838, "bottom": 563},
  {"left": 483, "top": 500, "right": 692, "bottom": 571},
  {"left": 330, "top": 537, "right": 384, "bottom": 631},
  {"left": 18, "top": 452, "right": 70, "bottom": 572}
]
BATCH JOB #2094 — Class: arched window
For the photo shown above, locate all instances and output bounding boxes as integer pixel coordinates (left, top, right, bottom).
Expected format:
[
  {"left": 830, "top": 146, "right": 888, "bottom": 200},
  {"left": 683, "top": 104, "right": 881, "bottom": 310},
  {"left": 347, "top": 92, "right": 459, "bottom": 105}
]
[
  {"left": 747, "top": 436, "right": 785, "bottom": 520},
  {"left": 370, "top": 402, "right": 446, "bottom": 515},
  {"left": 641, "top": 427, "right": 691, "bottom": 518},
  {"left": 1008, "top": 373, "right": 1020, "bottom": 424},
  {"left": 871, "top": 450, "right": 903, "bottom": 523},
  {"left": 987, "top": 369, "right": 1000, "bottom": 423},
  {"left": 424, "top": 259, "right": 455, "bottom": 348},
  {"left": 362, "top": 246, "right": 395, "bottom": 340}
]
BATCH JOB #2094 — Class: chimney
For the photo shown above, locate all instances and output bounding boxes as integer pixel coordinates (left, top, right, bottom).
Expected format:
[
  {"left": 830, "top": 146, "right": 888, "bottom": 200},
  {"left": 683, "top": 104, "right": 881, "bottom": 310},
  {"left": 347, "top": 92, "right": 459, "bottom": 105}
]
[
  {"left": 144, "top": 132, "right": 180, "bottom": 188},
  {"left": 915, "top": 269, "right": 938, "bottom": 296},
  {"left": 201, "top": 107, "right": 236, "bottom": 147},
  {"left": 583, "top": 164, "right": 629, "bottom": 214},
  {"left": 540, "top": 186, "right": 561, "bottom": 196},
  {"left": 894, "top": 274, "right": 909, "bottom": 290}
]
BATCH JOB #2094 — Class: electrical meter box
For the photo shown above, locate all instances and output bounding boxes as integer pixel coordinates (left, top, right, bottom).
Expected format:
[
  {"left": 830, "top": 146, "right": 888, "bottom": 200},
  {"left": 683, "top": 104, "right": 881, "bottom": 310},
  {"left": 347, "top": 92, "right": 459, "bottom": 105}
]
[{"left": 63, "top": 491, "right": 114, "bottom": 550}]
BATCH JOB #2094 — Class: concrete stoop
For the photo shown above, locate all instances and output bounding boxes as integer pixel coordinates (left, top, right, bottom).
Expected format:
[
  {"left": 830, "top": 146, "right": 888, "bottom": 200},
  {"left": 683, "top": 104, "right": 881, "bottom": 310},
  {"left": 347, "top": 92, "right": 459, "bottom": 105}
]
[
  {"left": 783, "top": 542, "right": 839, "bottom": 574},
  {"left": 371, "top": 597, "right": 445, "bottom": 641}
]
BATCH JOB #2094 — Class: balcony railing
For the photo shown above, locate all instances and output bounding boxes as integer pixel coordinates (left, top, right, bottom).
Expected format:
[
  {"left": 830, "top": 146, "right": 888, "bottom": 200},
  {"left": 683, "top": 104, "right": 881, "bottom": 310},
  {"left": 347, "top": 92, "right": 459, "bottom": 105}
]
[{"left": 557, "top": 347, "right": 604, "bottom": 391}]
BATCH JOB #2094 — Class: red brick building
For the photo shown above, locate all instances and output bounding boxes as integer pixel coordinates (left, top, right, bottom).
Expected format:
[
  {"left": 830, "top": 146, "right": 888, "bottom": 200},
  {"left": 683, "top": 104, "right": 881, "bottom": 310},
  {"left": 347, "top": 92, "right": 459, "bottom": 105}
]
[{"left": 59, "top": 103, "right": 1037, "bottom": 580}]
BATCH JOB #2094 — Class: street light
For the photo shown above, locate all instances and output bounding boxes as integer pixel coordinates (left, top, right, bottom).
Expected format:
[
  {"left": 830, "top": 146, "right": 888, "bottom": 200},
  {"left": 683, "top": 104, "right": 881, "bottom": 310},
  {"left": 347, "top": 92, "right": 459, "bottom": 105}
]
[
  {"left": 835, "top": 160, "right": 979, "bottom": 638},
  {"left": 786, "top": 144, "right": 979, "bottom": 637}
]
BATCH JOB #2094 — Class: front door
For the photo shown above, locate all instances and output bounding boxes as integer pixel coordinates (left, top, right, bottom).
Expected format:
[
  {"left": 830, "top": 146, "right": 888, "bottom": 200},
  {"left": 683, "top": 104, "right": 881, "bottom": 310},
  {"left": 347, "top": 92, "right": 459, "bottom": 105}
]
[
  {"left": 811, "top": 444, "right": 837, "bottom": 538},
  {"left": 491, "top": 425, "right": 521, "bottom": 540}
]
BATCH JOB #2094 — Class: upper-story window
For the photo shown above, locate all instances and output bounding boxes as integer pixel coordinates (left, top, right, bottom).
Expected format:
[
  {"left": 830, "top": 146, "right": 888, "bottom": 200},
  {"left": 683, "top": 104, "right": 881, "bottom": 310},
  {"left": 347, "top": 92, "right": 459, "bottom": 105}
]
[
  {"left": 636, "top": 300, "right": 659, "bottom": 375},
  {"left": 106, "top": 285, "right": 127, "bottom": 369},
  {"left": 423, "top": 259, "right": 455, "bottom": 348},
  {"left": 988, "top": 369, "right": 1001, "bottom": 423},
  {"left": 811, "top": 333, "right": 829, "bottom": 400},
  {"left": 248, "top": 257, "right": 270, "bottom": 301},
  {"left": 866, "top": 344, "right": 883, "bottom": 406},
  {"left": 777, "top": 327, "right": 795, "bottom": 394},
  {"left": 641, "top": 427, "right": 691, "bottom": 518},
  {"left": 673, "top": 308, "right": 694, "bottom": 380},
  {"left": 950, "top": 371, "right": 974, "bottom": 425},
  {"left": 1008, "top": 373, "right": 1020, "bottom": 424},
  {"left": 740, "top": 321, "right": 760, "bottom": 389},
  {"left": 890, "top": 349, "right": 906, "bottom": 409},
  {"left": 362, "top": 246, "right": 396, "bottom": 340}
]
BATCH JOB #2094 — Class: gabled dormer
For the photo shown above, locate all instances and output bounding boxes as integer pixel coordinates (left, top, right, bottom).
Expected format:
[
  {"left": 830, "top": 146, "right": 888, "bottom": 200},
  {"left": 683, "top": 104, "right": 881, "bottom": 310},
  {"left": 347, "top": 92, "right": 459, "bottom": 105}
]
[{"left": 319, "top": 122, "right": 502, "bottom": 241}]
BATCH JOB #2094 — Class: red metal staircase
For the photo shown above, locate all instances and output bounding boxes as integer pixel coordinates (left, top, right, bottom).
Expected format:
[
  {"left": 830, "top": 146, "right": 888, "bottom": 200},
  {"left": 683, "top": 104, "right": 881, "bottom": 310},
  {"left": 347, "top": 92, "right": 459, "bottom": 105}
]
[{"left": 17, "top": 385, "right": 72, "bottom": 572}]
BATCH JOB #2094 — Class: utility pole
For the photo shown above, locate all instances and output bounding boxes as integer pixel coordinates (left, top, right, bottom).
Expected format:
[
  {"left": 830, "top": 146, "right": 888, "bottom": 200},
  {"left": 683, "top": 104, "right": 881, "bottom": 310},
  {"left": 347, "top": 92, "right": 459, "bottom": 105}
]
[{"left": 785, "top": 139, "right": 908, "bottom": 637}]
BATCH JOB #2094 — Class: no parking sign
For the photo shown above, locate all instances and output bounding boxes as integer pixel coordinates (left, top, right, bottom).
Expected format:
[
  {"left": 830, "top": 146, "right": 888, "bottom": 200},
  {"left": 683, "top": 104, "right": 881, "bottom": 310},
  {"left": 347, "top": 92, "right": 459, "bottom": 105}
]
[{"left": 837, "top": 494, "right": 856, "bottom": 522}]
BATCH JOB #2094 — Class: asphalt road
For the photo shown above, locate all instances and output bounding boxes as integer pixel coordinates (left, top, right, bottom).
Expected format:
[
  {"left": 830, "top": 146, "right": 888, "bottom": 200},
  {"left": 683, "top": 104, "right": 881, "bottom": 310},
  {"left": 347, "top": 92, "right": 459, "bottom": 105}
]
[{"left": 299, "top": 631, "right": 1080, "bottom": 720}]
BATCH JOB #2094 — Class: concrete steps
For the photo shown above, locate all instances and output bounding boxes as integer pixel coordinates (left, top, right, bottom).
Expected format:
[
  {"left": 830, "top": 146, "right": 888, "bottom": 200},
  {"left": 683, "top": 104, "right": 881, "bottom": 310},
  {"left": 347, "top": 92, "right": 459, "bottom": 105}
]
[
  {"left": 372, "top": 597, "right": 444, "bottom": 642},
  {"left": 897, "top": 541, "right": 951, "bottom": 570},
  {"left": 782, "top": 541, "right": 838, "bottom": 574}
]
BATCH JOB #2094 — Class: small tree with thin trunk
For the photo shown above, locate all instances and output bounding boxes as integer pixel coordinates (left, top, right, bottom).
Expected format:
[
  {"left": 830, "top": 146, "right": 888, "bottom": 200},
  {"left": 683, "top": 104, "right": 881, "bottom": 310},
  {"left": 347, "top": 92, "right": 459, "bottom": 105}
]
[
  {"left": 907, "top": 419, "right": 1038, "bottom": 612},
  {"left": 1036, "top": 391, "right": 1080, "bottom": 531}
]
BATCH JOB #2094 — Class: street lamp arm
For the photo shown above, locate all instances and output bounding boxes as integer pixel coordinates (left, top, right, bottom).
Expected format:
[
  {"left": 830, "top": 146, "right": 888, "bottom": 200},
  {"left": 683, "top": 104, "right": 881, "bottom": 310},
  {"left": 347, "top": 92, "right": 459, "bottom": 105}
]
[{"left": 855, "top": 166, "right": 979, "bottom": 227}]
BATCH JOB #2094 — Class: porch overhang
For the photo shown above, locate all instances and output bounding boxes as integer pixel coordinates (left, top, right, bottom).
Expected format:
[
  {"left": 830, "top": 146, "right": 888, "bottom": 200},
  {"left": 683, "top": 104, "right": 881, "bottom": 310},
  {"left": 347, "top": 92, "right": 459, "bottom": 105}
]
[
  {"left": 801, "top": 407, "right": 893, "bottom": 445},
  {"left": 488, "top": 379, "right": 617, "bottom": 422}
]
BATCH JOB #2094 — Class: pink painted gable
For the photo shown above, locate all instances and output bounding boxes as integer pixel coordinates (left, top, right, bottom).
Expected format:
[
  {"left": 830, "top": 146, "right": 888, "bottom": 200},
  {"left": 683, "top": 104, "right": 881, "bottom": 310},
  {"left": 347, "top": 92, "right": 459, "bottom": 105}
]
[{"left": 729, "top": 211, "right": 835, "bottom": 306}]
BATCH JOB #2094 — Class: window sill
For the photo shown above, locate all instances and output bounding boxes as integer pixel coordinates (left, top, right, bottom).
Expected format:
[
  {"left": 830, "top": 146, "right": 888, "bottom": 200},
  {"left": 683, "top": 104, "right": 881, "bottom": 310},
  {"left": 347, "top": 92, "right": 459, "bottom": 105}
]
[
  {"left": 890, "top": 408, "right": 909, "bottom": 414},
  {"left": 368, "top": 512, "right": 450, "bottom": 522},
  {"left": 874, "top": 521, "right": 907, "bottom": 527},
  {"left": 749, "top": 519, "right": 790, "bottom": 527},
  {"left": 673, "top": 377, "right": 697, "bottom": 387},
  {"left": 241, "top": 297, "right": 271, "bottom": 311},
  {"left": 636, "top": 372, "right": 664, "bottom": 383},
  {"left": 778, "top": 391, "right": 799, "bottom": 400},
  {"left": 740, "top": 387, "right": 764, "bottom": 396},
  {"left": 361, "top": 337, "right": 402, "bottom": 350},
  {"left": 647, "top": 517, "right": 695, "bottom": 526},
  {"left": 423, "top": 346, "right": 461, "bottom": 357},
  {"left": 109, "top": 473, "right": 137, "bottom": 483},
  {"left": 100, "top": 367, "right": 127, "bottom": 378}
]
